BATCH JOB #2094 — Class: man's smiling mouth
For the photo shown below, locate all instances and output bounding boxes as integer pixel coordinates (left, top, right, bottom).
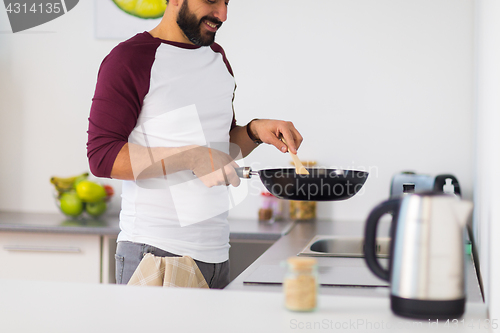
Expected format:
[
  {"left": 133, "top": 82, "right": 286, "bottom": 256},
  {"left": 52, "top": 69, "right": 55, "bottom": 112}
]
[{"left": 203, "top": 19, "right": 221, "bottom": 32}]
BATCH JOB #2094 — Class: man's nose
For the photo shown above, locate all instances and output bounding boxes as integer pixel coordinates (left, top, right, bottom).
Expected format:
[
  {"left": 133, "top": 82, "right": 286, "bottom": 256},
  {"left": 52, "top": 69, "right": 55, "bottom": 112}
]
[{"left": 213, "top": 1, "right": 227, "bottom": 22}]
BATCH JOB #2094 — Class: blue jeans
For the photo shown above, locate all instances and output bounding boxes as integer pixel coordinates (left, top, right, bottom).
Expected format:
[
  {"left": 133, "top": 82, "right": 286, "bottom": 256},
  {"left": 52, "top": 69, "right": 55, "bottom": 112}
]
[{"left": 115, "top": 241, "right": 230, "bottom": 289}]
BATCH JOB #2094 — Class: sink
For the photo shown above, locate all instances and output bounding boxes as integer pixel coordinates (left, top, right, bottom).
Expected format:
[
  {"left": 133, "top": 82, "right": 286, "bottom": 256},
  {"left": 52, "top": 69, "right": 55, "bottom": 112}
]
[{"left": 298, "top": 235, "right": 390, "bottom": 258}]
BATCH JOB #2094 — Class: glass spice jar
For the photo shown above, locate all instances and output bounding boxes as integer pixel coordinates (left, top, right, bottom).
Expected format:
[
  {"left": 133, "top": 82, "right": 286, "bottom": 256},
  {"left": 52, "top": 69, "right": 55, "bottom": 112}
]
[
  {"left": 258, "top": 192, "right": 274, "bottom": 221},
  {"left": 283, "top": 257, "right": 318, "bottom": 312},
  {"left": 259, "top": 191, "right": 288, "bottom": 221},
  {"left": 289, "top": 201, "right": 316, "bottom": 221}
]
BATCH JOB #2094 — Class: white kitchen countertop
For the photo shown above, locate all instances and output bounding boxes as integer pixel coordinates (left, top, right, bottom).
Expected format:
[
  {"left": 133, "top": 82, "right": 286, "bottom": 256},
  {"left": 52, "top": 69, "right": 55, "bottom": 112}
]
[{"left": 0, "top": 278, "right": 489, "bottom": 333}]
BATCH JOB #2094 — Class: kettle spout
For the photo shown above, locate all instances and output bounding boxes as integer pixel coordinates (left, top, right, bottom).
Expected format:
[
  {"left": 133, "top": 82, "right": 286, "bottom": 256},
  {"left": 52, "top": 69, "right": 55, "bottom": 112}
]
[{"left": 453, "top": 199, "right": 473, "bottom": 227}]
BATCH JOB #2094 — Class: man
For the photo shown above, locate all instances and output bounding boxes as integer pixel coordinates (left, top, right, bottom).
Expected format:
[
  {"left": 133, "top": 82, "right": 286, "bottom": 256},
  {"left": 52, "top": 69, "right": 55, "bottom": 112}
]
[{"left": 87, "top": 0, "right": 303, "bottom": 288}]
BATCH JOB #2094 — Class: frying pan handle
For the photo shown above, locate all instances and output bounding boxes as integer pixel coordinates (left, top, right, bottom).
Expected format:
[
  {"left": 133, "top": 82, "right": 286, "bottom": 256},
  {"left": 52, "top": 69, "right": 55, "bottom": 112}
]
[{"left": 235, "top": 167, "right": 252, "bottom": 179}]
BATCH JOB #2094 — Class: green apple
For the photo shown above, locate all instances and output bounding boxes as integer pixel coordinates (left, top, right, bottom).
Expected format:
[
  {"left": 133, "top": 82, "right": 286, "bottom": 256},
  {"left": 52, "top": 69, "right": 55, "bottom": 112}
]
[
  {"left": 85, "top": 200, "right": 107, "bottom": 217},
  {"left": 59, "top": 191, "right": 83, "bottom": 217},
  {"left": 76, "top": 180, "right": 107, "bottom": 203}
]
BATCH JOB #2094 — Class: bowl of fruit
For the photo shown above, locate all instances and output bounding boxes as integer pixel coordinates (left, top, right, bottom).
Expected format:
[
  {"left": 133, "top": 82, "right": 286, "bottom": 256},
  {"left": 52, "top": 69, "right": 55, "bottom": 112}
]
[{"left": 51, "top": 172, "right": 114, "bottom": 219}]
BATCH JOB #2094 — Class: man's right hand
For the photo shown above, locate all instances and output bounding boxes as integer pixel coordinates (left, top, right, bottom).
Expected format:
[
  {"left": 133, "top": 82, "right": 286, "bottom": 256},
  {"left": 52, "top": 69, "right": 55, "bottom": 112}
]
[{"left": 189, "top": 146, "right": 241, "bottom": 188}]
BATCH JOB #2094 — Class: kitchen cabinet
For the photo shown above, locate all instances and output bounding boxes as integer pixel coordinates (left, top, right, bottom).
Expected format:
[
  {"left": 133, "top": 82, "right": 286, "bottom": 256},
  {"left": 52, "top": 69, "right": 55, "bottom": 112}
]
[
  {"left": 0, "top": 211, "right": 121, "bottom": 284},
  {"left": 229, "top": 239, "right": 274, "bottom": 281},
  {"left": 0, "top": 232, "right": 101, "bottom": 283},
  {"left": 228, "top": 219, "right": 295, "bottom": 282},
  {"left": 0, "top": 232, "right": 118, "bottom": 284}
]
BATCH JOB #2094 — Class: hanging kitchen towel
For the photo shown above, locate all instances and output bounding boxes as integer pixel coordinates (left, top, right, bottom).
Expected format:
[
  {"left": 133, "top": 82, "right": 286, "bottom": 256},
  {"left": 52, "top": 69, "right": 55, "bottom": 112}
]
[{"left": 127, "top": 253, "right": 208, "bottom": 288}]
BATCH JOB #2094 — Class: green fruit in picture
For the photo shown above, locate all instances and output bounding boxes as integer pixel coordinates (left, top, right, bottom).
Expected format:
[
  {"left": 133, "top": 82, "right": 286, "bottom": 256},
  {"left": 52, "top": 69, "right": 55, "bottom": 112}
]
[
  {"left": 85, "top": 200, "right": 107, "bottom": 217},
  {"left": 112, "top": 0, "right": 167, "bottom": 19},
  {"left": 59, "top": 191, "right": 84, "bottom": 217},
  {"left": 76, "top": 180, "right": 107, "bottom": 203}
]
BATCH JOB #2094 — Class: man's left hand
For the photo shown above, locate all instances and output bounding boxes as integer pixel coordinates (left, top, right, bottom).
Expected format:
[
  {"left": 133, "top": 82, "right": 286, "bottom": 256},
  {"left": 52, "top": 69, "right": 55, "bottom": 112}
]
[{"left": 247, "top": 119, "right": 303, "bottom": 154}]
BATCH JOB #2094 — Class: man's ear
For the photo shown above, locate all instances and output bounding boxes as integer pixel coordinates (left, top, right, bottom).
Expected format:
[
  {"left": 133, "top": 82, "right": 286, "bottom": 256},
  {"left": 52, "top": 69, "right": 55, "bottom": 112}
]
[{"left": 169, "top": 0, "right": 181, "bottom": 7}]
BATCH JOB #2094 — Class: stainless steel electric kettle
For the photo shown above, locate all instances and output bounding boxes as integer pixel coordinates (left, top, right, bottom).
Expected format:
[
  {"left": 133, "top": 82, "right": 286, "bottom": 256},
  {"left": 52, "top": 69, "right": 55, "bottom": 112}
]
[{"left": 363, "top": 192, "right": 473, "bottom": 319}]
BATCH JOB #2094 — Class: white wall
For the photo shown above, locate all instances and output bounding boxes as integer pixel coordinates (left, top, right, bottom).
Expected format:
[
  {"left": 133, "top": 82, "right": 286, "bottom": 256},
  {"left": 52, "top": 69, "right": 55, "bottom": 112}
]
[
  {"left": 0, "top": 1, "right": 122, "bottom": 214},
  {"left": 220, "top": 0, "right": 475, "bottom": 220},
  {"left": 474, "top": 0, "right": 500, "bottom": 321},
  {"left": 0, "top": 0, "right": 474, "bottom": 223}
]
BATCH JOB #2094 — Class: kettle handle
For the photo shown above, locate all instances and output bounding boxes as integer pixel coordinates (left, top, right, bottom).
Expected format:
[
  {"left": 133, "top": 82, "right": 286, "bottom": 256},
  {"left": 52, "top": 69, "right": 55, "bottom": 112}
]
[{"left": 363, "top": 198, "right": 400, "bottom": 282}]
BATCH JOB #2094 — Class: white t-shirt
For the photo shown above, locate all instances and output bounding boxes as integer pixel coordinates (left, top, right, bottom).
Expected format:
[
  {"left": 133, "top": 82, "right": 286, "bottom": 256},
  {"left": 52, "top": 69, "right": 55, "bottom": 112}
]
[{"left": 88, "top": 32, "right": 237, "bottom": 263}]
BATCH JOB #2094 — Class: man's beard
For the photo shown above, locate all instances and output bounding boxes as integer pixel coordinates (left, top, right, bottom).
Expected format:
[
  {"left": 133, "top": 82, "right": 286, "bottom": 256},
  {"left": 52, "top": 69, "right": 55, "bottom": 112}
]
[{"left": 177, "top": 0, "right": 222, "bottom": 46}]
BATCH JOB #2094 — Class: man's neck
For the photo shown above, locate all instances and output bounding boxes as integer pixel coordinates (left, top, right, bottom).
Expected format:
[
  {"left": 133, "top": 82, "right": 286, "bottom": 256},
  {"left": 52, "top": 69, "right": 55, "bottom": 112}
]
[{"left": 149, "top": 14, "right": 193, "bottom": 45}]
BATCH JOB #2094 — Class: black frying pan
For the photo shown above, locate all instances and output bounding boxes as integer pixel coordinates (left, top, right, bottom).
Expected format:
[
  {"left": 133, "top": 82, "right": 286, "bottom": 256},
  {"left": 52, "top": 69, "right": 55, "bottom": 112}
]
[{"left": 235, "top": 167, "right": 369, "bottom": 201}]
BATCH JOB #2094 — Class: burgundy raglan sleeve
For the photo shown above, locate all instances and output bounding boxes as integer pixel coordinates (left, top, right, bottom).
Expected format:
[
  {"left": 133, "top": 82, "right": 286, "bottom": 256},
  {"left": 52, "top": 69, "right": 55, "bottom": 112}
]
[
  {"left": 87, "top": 38, "right": 156, "bottom": 178},
  {"left": 211, "top": 43, "right": 237, "bottom": 131}
]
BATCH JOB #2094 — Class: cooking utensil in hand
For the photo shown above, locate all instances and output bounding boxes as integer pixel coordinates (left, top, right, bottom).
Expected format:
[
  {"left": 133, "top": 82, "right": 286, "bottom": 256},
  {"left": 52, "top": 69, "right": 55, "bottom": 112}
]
[
  {"left": 363, "top": 193, "right": 473, "bottom": 319},
  {"left": 235, "top": 167, "right": 368, "bottom": 201},
  {"left": 280, "top": 137, "right": 309, "bottom": 175}
]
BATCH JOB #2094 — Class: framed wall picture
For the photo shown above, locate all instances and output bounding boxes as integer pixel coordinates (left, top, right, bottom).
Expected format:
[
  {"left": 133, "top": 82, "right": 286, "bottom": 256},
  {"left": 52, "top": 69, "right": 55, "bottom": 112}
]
[{"left": 95, "top": 0, "right": 165, "bottom": 40}]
